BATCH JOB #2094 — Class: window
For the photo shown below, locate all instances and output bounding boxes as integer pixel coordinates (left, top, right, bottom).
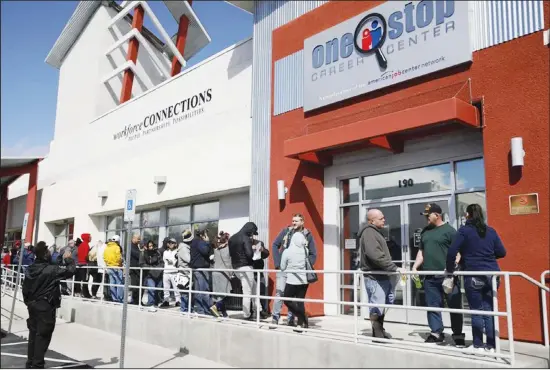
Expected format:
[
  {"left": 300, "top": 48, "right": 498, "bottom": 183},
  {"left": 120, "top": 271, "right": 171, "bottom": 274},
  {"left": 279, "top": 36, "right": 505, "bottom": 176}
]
[
  {"left": 106, "top": 211, "right": 160, "bottom": 246},
  {"left": 53, "top": 222, "right": 74, "bottom": 248},
  {"left": 454, "top": 159, "right": 486, "bottom": 226},
  {"left": 340, "top": 177, "right": 361, "bottom": 203},
  {"left": 363, "top": 163, "right": 452, "bottom": 200},
  {"left": 166, "top": 201, "right": 219, "bottom": 243},
  {"left": 4, "top": 230, "right": 22, "bottom": 250}
]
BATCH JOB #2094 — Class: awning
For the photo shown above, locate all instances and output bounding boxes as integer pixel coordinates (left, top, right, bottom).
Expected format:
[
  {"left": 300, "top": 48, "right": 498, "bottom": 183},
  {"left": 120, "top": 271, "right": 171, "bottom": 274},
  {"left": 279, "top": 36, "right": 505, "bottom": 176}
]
[
  {"left": 283, "top": 97, "right": 479, "bottom": 166},
  {"left": 0, "top": 157, "right": 42, "bottom": 188}
]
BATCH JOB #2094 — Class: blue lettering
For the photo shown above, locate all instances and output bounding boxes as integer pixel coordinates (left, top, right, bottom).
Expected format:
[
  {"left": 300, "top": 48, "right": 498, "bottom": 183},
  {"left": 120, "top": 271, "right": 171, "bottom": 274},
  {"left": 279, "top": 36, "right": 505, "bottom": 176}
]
[
  {"left": 325, "top": 38, "right": 339, "bottom": 65},
  {"left": 416, "top": 0, "right": 433, "bottom": 28},
  {"left": 312, "top": 45, "right": 324, "bottom": 68},
  {"left": 388, "top": 11, "right": 404, "bottom": 39},
  {"left": 404, "top": 2, "right": 415, "bottom": 33},
  {"left": 436, "top": 0, "right": 455, "bottom": 25},
  {"left": 340, "top": 33, "right": 354, "bottom": 58}
]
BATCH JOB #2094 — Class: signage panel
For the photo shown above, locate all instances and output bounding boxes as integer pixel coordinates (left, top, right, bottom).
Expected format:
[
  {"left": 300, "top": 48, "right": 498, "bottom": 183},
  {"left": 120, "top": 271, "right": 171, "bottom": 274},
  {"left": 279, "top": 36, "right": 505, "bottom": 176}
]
[
  {"left": 303, "top": 0, "right": 472, "bottom": 111},
  {"left": 509, "top": 193, "right": 539, "bottom": 215}
]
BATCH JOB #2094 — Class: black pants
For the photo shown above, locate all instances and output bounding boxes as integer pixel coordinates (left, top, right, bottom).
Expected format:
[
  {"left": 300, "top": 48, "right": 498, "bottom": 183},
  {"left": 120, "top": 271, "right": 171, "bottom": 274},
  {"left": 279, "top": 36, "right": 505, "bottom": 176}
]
[
  {"left": 254, "top": 272, "right": 269, "bottom": 313},
  {"left": 130, "top": 270, "right": 141, "bottom": 305},
  {"left": 74, "top": 266, "right": 89, "bottom": 297},
  {"left": 26, "top": 302, "right": 56, "bottom": 369},
  {"left": 88, "top": 266, "right": 102, "bottom": 297},
  {"left": 283, "top": 283, "right": 309, "bottom": 324},
  {"left": 102, "top": 272, "right": 112, "bottom": 301}
]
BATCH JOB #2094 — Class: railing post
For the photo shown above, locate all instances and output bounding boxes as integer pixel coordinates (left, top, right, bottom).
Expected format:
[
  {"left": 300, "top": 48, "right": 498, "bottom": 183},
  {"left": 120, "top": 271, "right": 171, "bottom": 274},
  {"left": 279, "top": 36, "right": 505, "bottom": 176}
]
[
  {"left": 139, "top": 268, "right": 143, "bottom": 308},
  {"left": 504, "top": 274, "right": 515, "bottom": 367},
  {"left": 353, "top": 272, "right": 358, "bottom": 343},
  {"left": 71, "top": 273, "right": 76, "bottom": 299},
  {"left": 541, "top": 271, "right": 549, "bottom": 348},
  {"left": 101, "top": 269, "right": 106, "bottom": 303},
  {"left": 256, "top": 270, "right": 261, "bottom": 327},
  {"left": 492, "top": 275, "right": 501, "bottom": 355},
  {"left": 187, "top": 269, "right": 193, "bottom": 318}
]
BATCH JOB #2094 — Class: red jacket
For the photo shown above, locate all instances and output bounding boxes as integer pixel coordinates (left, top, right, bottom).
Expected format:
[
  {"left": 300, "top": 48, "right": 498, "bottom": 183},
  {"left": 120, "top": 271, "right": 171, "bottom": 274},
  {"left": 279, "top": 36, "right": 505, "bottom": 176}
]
[
  {"left": 77, "top": 233, "right": 91, "bottom": 265},
  {"left": 2, "top": 253, "right": 10, "bottom": 266}
]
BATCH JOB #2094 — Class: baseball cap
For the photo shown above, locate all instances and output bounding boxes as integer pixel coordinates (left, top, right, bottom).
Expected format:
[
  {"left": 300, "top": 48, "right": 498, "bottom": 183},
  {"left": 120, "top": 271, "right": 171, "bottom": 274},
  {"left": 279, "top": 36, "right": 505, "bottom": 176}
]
[
  {"left": 421, "top": 203, "right": 443, "bottom": 216},
  {"left": 111, "top": 235, "right": 121, "bottom": 242},
  {"left": 168, "top": 238, "right": 177, "bottom": 244}
]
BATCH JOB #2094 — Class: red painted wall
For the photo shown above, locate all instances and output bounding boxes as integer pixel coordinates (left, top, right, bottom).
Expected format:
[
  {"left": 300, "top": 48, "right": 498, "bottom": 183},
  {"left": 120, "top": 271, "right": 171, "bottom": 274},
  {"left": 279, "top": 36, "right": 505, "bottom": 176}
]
[{"left": 269, "top": 1, "right": 549, "bottom": 341}]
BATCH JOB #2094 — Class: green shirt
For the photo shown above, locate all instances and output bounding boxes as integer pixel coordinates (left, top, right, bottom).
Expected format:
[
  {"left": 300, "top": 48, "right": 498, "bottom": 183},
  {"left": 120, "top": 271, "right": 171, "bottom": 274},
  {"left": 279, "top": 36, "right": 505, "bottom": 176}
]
[{"left": 420, "top": 223, "right": 456, "bottom": 271}]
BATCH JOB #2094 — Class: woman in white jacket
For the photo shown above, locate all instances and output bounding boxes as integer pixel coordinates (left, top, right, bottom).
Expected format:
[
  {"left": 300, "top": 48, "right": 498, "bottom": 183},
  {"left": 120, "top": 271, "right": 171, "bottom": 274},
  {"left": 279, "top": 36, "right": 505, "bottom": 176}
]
[
  {"left": 161, "top": 238, "right": 181, "bottom": 307},
  {"left": 280, "top": 232, "right": 310, "bottom": 329},
  {"left": 96, "top": 240, "right": 110, "bottom": 301}
]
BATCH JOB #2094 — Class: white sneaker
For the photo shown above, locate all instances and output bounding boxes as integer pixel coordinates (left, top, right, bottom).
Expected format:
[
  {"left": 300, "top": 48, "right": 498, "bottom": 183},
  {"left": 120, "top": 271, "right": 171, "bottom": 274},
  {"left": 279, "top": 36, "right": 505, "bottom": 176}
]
[{"left": 148, "top": 306, "right": 157, "bottom": 312}]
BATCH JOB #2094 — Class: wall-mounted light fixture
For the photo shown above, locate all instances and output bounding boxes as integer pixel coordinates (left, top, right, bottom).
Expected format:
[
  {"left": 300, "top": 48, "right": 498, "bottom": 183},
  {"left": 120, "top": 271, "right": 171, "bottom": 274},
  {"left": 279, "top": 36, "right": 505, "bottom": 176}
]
[
  {"left": 98, "top": 191, "right": 108, "bottom": 199},
  {"left": 154, "top": 176, "right": 167, "bottom": 185},
  {"left": 511, "top": 137, "right": 525, "bottom": 167},
  {"left": 277, "top": 180, "right": 288, "bottom": 200}
]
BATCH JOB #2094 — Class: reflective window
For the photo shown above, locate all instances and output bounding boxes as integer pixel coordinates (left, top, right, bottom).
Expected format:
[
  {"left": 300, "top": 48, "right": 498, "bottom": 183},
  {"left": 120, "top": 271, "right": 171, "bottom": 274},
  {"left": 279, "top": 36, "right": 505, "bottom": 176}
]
[
  {"left": 193, "top": 202, "right": 219, "bottom": 221},
  {"left": 363, "top": 163, "right": 452, "bottom": 200},
  {"left": 107, "top": 215, "right": 123, "bottom": 230},
  {"left": 141, "top": 210, "right": 161, "bottom": 227},
  {"left": 167, "top": 224, "right": 192, "bottom": 241},
  {"left": 340, "top": 178, "right": 361, "bottom": 203},
  {"left": 340, "top": 205, "right": 359, "bottom": 315},
  {"left": 455, "top": 158, "right": 485, "bottom": 190},
  {"left": 167, "top": 206, "right": 191, "bottom": 225}
]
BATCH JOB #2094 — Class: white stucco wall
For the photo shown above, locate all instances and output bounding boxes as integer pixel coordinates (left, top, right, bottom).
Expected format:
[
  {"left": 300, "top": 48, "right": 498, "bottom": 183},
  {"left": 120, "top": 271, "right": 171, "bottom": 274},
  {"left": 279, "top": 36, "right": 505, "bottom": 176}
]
[
  {"left": 7, "top": 38, "right": 253, "bottom": 244},
  {"left": 51, "top": 5, "right": 172, "bottom": 146}
]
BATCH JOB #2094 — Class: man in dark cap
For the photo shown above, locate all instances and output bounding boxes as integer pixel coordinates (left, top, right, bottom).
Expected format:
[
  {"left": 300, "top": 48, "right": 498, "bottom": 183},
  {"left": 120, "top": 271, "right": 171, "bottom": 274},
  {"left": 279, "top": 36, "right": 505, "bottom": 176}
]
[
  {"left": 412, "top": 203, "right": 465, "bottom": 346},
  {"left": 22, "top": 241, "right": 76, "bottom": 368}
]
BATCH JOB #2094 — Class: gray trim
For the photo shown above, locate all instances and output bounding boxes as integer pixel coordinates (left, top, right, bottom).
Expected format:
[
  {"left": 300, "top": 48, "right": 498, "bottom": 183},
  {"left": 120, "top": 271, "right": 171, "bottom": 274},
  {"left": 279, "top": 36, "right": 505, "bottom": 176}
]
[{"left": 273, "top": 50, "right": 303, "bottom": 116}]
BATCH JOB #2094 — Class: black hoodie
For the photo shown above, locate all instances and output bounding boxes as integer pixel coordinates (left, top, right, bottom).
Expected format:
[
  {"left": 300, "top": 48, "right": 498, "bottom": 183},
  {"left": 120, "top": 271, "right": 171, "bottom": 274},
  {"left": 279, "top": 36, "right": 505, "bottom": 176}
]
[
  {"left": 22, "top": 257, "right": 76, "bottom": 308},
  {"left": 228, "top": 222, "right": 258, "bottom": 270}
]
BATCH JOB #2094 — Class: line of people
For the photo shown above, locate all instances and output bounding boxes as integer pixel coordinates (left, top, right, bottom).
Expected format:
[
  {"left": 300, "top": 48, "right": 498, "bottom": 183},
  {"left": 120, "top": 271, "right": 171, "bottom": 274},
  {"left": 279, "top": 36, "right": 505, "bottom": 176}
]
[{"left": 359, "top": 202, "right": 506, "bottom": 352}]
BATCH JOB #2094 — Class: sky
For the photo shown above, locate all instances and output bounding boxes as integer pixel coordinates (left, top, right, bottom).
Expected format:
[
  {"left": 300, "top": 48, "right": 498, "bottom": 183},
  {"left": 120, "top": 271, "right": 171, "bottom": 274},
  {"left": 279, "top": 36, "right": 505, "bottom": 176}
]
[{"left": 0, "top": 0, "right": 252, "bottom": 157}]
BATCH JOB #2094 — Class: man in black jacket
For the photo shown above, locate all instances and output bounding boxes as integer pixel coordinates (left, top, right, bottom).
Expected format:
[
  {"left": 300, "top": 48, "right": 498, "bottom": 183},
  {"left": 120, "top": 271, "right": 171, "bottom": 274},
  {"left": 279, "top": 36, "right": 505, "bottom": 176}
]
[
  {"left": 22, "top": 241, "right": 76, "bottom": 369},
  {"left": 129, "top": 234, "right": 142, "bottom": 305},
  {"left": 228, "top": 222, "right": 258, "bottom": 320}
]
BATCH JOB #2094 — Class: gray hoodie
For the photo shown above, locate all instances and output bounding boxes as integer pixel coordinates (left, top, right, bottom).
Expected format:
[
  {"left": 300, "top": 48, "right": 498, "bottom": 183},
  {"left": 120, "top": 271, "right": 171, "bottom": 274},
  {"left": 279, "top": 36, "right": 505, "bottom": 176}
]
[
  {"left": 280, "top": 233, "right": 309, "bottom": 285},
  {"left": 177, "top": 242, "right": 191, "bottom": 274},
  {"left": 358, "top": 224, "right": 398, "bottom": 281}
]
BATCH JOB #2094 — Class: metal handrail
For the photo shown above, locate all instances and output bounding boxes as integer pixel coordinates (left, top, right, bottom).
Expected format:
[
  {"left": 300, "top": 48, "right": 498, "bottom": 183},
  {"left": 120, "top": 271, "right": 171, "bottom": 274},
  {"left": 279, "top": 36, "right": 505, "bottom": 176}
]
[
  {"left": 3, "top": 264, "right": 550, "bottom": 366},
  {"left": 541, "top": 270, "right": 550, "bottom": 348}
]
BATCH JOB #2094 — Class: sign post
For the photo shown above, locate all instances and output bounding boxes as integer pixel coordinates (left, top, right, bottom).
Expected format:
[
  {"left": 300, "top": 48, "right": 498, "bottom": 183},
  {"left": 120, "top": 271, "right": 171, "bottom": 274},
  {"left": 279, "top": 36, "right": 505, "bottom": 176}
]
[
  {"left": 120, "top": 189, "right": 136, "bottom": 369},
  {"left": 8, "top": 212, "right": 29, "bottom": 334}
]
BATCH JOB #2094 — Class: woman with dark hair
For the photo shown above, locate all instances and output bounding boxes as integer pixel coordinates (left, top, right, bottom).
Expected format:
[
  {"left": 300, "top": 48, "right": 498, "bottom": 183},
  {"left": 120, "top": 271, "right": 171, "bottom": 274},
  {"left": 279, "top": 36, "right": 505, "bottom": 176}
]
[
  {"left": 140, "top": 240, "right": 164, "bottom": 312},
  {"left": 446, "top": 204, "right": 507, "bottom": 353}
]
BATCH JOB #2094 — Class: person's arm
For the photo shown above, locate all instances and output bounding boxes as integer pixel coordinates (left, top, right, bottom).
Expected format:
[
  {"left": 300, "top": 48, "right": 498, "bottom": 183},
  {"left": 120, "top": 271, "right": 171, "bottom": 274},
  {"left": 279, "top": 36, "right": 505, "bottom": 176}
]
[
  {"left": 493, "top": 233, "right": 507, "bottom": 259},
  {"left": 197, "top": 241, "right": 211, "bottom": 258},
  {"left": 412, "top": 249, "right": 423, "bottom": 272},
  {"left": 306, "top": 233, "right": 317, "bottom": 266},
  {"left": 362, "top": 230, "right": 398, "bottom": 272},
  {"left": 271, "top": 229, "right": 286, "bottom": 269},
  {"left": 55, "top": 254, "right": 77, "bottom": 279},
  {"left": 131, "top": 245, "right": 141, "bottom": 262},
  {"left": 139, "top": 251, "right": 146, "bottom": 267},
  {"left": 280, "top": 250, "right": 288, "bottom": 271},
  {"left": 446, "top": 229, "right": 465, "bottom": 273},
  {"left": 243, "top": 237, "right": 254, "bottom": 261},
  {"left": 260, "top": 244, "right": 270, "bottom": 259}
]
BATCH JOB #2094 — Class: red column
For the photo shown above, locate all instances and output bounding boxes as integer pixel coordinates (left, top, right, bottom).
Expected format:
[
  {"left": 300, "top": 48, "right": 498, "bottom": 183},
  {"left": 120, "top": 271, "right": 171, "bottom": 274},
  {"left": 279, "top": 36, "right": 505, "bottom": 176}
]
[
  {"left": 119, "top": 5, "right": 145, "bottom": 104},
  {"left": 170, "top": 0, "right": 193, "bottom": 76},
  {"left": 24, "top": 163, "right": 38, "bottom": 244},
  {"left": 0, "top": 186, "right": 8, "bottom": 248}
]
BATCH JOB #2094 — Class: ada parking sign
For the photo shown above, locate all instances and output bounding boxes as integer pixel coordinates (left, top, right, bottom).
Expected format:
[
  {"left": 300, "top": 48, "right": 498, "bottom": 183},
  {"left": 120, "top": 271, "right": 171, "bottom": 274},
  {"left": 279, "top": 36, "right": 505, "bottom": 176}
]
[{"left": 124, "top": 189, "right": 137, "bottom": 222}]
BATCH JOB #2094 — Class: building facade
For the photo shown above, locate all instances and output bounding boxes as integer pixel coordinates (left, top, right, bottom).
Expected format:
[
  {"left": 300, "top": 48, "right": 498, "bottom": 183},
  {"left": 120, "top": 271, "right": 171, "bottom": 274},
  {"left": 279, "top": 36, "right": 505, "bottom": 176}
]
[
  {"left": 241, "top": 0, "right": 549, "bottom": 343},
  {"left": 5, "top": 1, "right": 253, "bottom": 249}
]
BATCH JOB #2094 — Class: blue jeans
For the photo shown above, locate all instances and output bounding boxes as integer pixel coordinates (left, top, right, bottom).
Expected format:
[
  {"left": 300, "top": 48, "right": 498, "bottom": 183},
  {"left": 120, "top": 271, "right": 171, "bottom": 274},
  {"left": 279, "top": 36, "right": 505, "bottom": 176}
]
[
  {"left": 193, "top": 271, "right": 213, "bottom": 315},
  {"left": 424, "top": 276, "right": 464, "bottom": 336},
  {"left": 272, "top": 271, "right": 294, "bottom": 323},
  {"left": 364, "top": 277, "right": 395, "bottom": 316},
  {"left": 145, "top": 277, "right": 162, "bottom": 306},
  {"left": 107, "top": 269, "right": 123, "bottom": 303},
  {"left": 465, "top": 275, "right": 498, "bottom": 348}
]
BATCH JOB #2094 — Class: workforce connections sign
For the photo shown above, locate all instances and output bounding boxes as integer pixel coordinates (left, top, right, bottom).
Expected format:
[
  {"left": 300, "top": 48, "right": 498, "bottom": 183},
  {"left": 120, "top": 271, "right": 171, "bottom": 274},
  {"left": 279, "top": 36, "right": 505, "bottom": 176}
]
[
  {"left": 303, "top": 0, "right": 471, "bottom": 111},
  {"left": 112, "top": 88, "right": 213, "bottom": 141}
]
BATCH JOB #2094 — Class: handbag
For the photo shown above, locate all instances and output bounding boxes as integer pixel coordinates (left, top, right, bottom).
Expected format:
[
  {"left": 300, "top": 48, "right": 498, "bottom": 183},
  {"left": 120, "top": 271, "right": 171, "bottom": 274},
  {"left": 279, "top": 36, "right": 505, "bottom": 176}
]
[
  {"left": 303, "top": 247, "right": 318, "bottom": 284},
  {"left": 175, "top": 272, "right": 190, "bottom": 290}
]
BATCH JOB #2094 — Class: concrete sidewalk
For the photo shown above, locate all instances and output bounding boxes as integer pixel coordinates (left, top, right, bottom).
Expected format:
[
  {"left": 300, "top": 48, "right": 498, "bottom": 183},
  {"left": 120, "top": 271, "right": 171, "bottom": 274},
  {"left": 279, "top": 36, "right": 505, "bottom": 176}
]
[{"left": 1, "top": 299, "right": 230, "bottom": 368}]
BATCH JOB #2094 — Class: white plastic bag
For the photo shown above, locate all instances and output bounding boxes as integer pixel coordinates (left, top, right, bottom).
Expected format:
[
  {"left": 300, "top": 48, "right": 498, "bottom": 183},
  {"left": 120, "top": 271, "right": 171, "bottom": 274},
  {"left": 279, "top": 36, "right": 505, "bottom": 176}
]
[{"left": 442, "top": 276, "right": 455, "bottom": 294}]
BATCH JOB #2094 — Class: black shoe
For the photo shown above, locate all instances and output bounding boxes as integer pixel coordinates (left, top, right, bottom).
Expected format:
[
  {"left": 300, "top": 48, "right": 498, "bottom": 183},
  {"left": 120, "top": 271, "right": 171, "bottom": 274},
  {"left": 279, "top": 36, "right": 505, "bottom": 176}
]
[
  {"left": 175, "top": 302, "right": 181, "bottom": 307},
  {"left": 260, "top": 311, "right": 270, "bottom": 320},
  {"left": 287, "top": 320, "right": 296, "bottom": 327},
  {"left": 452, "top": 334, "right": 466, "bottom": 348},
  {"left": 425, "top": 333, "right": 445, "bottom": 344},
  {"left": 160, "top": 301, "right": 170, "bottom": 308}
]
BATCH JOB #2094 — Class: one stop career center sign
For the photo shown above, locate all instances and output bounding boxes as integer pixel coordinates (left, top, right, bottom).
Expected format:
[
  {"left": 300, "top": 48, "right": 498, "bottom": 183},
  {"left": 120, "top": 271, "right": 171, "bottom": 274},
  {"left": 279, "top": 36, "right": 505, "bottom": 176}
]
[{"left": 303, "top": 0, "right": 472, "bottom": 112}]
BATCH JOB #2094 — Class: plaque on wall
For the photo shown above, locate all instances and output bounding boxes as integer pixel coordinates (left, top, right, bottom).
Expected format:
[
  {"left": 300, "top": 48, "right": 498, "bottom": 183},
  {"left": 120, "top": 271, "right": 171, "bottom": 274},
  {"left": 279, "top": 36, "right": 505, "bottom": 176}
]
[{"left": 509, "top": 193, "right": 539, "bottom": 215}]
